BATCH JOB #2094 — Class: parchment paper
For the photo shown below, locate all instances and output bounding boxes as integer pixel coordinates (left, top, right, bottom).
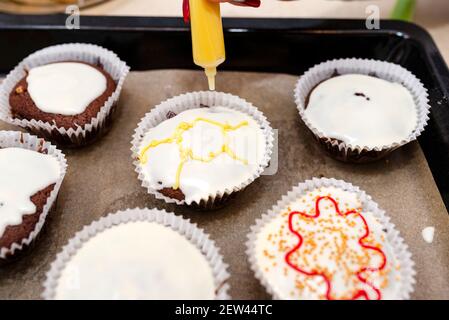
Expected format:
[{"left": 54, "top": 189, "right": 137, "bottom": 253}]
[{"left": 1, "top": 70, "right": 449, "bottom": 300}]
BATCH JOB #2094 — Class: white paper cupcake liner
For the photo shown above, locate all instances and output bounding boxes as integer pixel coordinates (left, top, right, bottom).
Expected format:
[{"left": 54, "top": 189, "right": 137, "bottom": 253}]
[
  {"left": 131, "top": 91, "right": 274, "bottom": 208},
  {"left": 42, "top": 208, "right": 231, "bottom": 300},
  {"left": 0, "top": 43, "right": 130, "bottom": 147},
  {"left": 246, "top": 177, "right": 416, "bottom": 300},
  {"left": 0, "top": 130, "right": 67, "bottom": 259},
  {"left": 294, "top": 58, "right": 431, "bottom": 162}
]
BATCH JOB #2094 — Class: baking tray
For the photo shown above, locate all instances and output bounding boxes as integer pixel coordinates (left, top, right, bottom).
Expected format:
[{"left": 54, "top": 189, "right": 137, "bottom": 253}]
[
  {"left": 0, "top": 14, "right": 448, "bottom": 210},
  {"left": 0, "top": 14, "right": 449, "bottom": 300},
  {"left": 0, "top": 1, "right": 109, "bottom": 14}
]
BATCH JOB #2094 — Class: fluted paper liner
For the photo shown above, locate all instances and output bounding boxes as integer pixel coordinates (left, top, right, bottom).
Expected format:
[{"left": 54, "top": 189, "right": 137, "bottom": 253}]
[
  {"left": 246, "top": 177, "right": 416, "bottom": 300},
  {"left": 0, "top": 43, "right": 130, "bottom": 147},
  {"left": 0, "top": 130, "right": 67, "bottom": 259},
  {"left": 294, "top": 58, "right": 430, "bottom": 163},
  {"left": 131, "top": 91, "right": 274, "bottom": 208},
  {"left": 42, "top": 208, "right": 231, "bottom": 300}
]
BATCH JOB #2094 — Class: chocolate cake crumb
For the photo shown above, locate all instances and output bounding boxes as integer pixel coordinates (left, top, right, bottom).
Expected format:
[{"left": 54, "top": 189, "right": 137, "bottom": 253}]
[
  {"left": 354, "top": 92, "right": 371, "bottom": 101},
  {"left": 331, "top": 69, "right": 340, "bottom": 77},
  {"left": 159, "top": 188, "right": 186, "bottom": 201},
  {"left": 15, "top": 86, "right": 24, "bottom": 94},
  {"left": 166, "top": 111, "right": 177, "bottom": 119}
]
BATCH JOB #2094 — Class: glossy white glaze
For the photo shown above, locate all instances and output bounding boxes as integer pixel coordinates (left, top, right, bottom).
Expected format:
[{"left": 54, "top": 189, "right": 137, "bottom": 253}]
[
  {"left": 27, "top": 62, "right": 107, "bottom": 116},
  {"left": 54, "top": 222, "right": 216, "bottom": 300},
  {"left": 422, "top": 227, "right": 435, "bottom": 244},
  {"left": 305, "top": 74, "right": 418, "bottom": 148},
  {"left": 0, "top": 147, "right": 60, "bottom": 237}
]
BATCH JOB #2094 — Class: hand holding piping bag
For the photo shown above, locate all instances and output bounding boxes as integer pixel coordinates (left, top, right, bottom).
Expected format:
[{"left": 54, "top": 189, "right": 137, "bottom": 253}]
[{"left": 183, "top": 0, "right": 261, "bottom": 91}]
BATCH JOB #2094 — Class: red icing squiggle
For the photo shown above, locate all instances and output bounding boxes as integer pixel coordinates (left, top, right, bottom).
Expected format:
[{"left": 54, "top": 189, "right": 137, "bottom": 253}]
[{"left": 284, "top": 196, "right": 387, "bottom": 300}]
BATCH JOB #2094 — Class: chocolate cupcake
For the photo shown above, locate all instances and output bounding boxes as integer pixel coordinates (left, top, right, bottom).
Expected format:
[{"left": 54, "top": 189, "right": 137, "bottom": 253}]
[
  {"left": 10, "top": 62, "right": 117, "bottom": 130},
  {"left": 295, "top": 59, "right": 430, "bottom": 163},
  {"left": 0, "top": 131, "right": 67, "bottom": 260},
  {"left": 131, "top": 91, "right": 274, "bottom": 209},
  {"left": 0, "top": 44, "right": 130, "bottom": 147},
  {"left": 43, "top": 209, "right": 230, "bottom": 300},
  {"left": 247, "top": 178, "right": 415, "bottom": 300}
]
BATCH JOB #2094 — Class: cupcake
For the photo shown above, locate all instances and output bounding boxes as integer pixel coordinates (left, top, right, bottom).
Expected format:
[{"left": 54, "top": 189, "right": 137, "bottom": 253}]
[
  {"left": 295, "top": 59, "right": 430, "bottom": 163},
  {"left": 131, "top": 91, "right": 274, "bottom": 208},
  {"left": 247, "top": 178, "right": 415, "bottom": 300},
  {"left": 0, "top": 131, "right": 67, "bottom": 260},
  {"left": 0, "top": 43, "right": 130, "bottom": 147},
  {"left": 42, "top": 209, "right": 230, "bottom": 300}
]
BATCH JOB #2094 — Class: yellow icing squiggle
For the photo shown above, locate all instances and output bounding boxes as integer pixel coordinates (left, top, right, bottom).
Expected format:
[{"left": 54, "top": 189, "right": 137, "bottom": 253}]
[{"left": 139, "top": 117, "right": 249, "bottom": 190}]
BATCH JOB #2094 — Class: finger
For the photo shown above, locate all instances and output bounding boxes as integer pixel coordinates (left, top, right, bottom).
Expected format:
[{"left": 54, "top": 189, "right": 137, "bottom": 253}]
[
  {"left": 182, "top": 0, "right": 190, "bottom": 23},
  {"left": 231, "top": 0, "right": 261, "bottom": 7},
  {"left": 210, "top": 0, "right": 261, "bottom": 7}
]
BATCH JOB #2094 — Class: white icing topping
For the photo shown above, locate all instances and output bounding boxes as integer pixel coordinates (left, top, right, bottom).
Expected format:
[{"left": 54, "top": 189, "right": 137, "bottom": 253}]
[
  {"left": 255, "top": 187, "right": 402, "bottom": 300},
  {"left": 138, "top": 107, "right": 266, "bottom": 204},
  {"left": 305, "top": 74, "right": 418, "bottom": 148},
  {"left": 26, "top": 62, "right": 107, "bottom": 116},
  {"left": 54, "top": 222, "right": 215, "bottom": 300},
  {"left": 0, "top": 148, "right": 60, "bottom": 237},
  {"left": 422, "top": 226, "right": 435, "bottom": 244}
]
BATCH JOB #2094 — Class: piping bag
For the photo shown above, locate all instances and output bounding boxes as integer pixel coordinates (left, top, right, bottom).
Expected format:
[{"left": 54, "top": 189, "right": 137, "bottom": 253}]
[{"left": 183, "top": 0, "right": 225, "bottom": 91}]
